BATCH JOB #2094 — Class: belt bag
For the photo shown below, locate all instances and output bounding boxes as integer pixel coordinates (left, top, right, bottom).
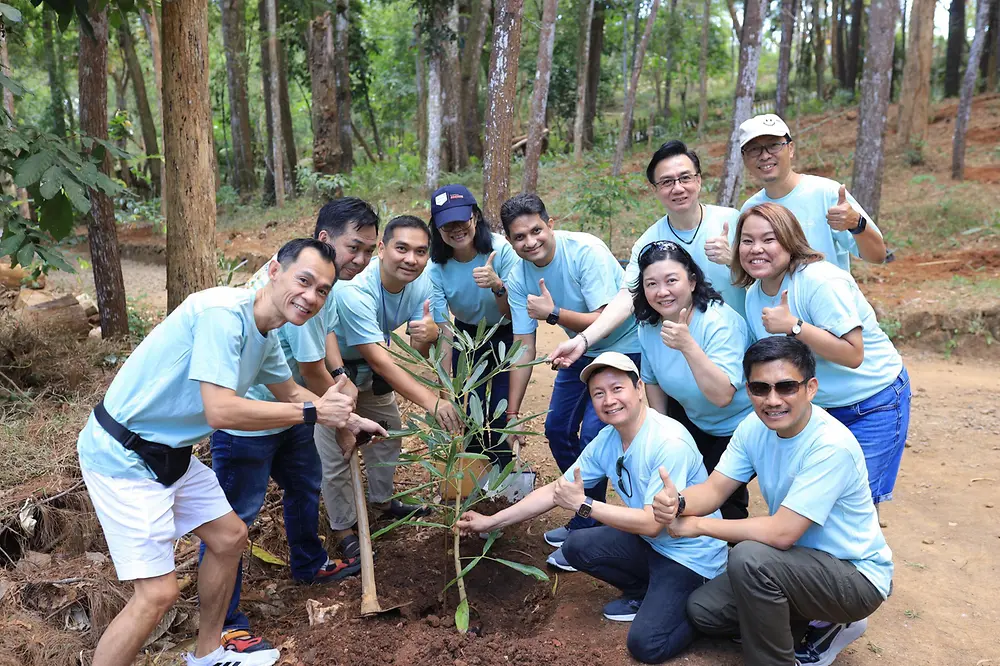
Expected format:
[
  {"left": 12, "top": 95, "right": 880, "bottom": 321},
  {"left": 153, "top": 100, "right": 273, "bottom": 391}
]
[{"left": 93, "top": 401, "right": 193, "bottom": 487}]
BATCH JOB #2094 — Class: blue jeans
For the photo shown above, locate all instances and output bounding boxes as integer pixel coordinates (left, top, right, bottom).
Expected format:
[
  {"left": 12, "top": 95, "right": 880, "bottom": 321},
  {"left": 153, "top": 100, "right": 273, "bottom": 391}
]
[
  {"left": 201, "top": 424, "right": 328, "bottom": 631},
  {"left": 545, "top": 352, "right": 642, "bottom": 529},
  {"left": 562, "top": 526, "right": 706, "bottom": 664},
  {"left": 827, "top": 367, "right": 911, "bottom": 504},
  {"left": 453, "top": 319, "right": 513, "bottom": 470}
]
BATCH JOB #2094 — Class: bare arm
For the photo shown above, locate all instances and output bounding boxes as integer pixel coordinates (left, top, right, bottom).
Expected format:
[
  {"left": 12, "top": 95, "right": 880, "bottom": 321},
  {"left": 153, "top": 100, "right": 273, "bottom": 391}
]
[
  {"left": 653, "top": 469, "right": 743, "bottom": 524},
  {"left": 798, "top": 325, "right": 864, "bottom": 369},
  {"left": 680, "top": 343, "right": 737, "bottom": 407},
  {"left": 669, "top": 507, "right": 813, "bottom": 551},
  {"left": 590, "top": 502, "right": 663, "bottom": 538},
  {"left": 457, "top": 482, "right": 558, "bottom": 534},
  {"left": 553, "top": 306, "right": 606, "bottom": 333},
  {"left": 549, "top": 288, "right": 632, "bottom": 366},
  {"left": 645, "top": 382, "right": 669, "bottom": 414},
  {"left": 201, "top": 379, "right": 352, "bottom": 431},
  {"left": 854, "top": 223, "right": 887, "bottom": 264}
]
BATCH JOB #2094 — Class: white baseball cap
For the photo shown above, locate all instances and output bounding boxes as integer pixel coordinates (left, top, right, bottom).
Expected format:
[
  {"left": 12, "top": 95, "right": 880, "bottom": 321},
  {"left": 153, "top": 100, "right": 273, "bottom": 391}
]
[
  {"left": 579, "top": 351, "right": 640, "bottom": 384},
  {"left": 738, "top": 114, "right": 792, "bottom": 148}
]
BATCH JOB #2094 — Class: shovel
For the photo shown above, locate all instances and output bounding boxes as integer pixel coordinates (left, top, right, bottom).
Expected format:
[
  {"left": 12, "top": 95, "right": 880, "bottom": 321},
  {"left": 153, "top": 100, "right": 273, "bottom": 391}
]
[{"left": 482, "top": 440, "right": 536, "bottom": 503}]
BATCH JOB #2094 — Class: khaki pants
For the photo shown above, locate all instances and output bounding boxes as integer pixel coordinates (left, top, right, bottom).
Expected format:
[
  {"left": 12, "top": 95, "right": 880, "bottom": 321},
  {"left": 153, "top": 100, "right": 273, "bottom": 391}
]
[{"left": 314, "top": 387, "right": 403, "bottom": 531}]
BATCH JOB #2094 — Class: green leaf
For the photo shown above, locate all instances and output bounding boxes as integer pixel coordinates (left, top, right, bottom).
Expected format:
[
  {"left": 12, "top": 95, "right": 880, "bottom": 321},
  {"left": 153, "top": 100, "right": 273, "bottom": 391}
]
[
  {"left": 0, "top": 4, "right": 22, "bottom": 22},
  {"left": 444, "top": 555, "right": 482, "bottom": 592},
  {"left": 489, "top": 557, "right": 549, "bottom": 580},
  {"left": 468, "top": 391, "right": 484, "bottom": 427},
  {"left": 0, "top": 72, "right": 25, "bottom": 97},
  {"left": 250, "top": 543, "right": 287, "bottom": 566},
  {"left": 0, "top": 231, "right": 25, "bottom": 258},
  {"left": 455, "top": 598, "right": 469, "bottom": 634},
  {"left": 63, "top": 179, "right": 91, "bottom": 214},
  {"left": 14, "top": 150, "right": 56, "bottom": 188},
  {"left": 34, "top": 246, "right": 75, "bottom": 273},
  {"left": 37, "top": 192, "right": 75, "bottom": 240},
  {"left": 38, "top": 165, "right": 66, "bottom": 200},
  {"left": 16, "top": 241, "right": 34, "bottom": 268}
]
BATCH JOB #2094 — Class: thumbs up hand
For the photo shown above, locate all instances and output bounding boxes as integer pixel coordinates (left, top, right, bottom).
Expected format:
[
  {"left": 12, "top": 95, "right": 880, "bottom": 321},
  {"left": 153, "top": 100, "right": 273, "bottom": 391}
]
[
  {"left": 826, "top": 184, "right": 862, "bottom": 232},
  {"left": 652, "top": 466, "right": 680, "bottom": 526},
  {"left": 659, "top": 307, "right": 694, "bottom": 352},
  {"left": 761, "top": 290, "right": 797, "bottom": 335},
  {"left": 408, "top": 299, "right": 439, "bottom": 345},
  {"left": 526, "top": 278, "right": 557, "bottom": 321},
  {"left": 704, "top": 220, "right": 733, "bottom": 266},
  {"left": 472, "top": 251, "right": 504, "bottom": 290},
  {"left": 553, "top": 466, "right": 587, "bottom": 511}
]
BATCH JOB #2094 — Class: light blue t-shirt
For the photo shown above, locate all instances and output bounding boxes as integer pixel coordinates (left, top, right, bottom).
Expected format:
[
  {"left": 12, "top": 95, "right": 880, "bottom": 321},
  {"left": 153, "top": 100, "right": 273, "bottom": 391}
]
[
  {"left": 564, "top": 409, "right": 728, "bottom": 579},
  {"left": 740, "top": 175, "right": 881, "bottom": 272},
  {"left": 638, "top": 301, "right": 753, "bottom": 436},
  {"left": 428, "top": 233, "right": 519, "bottom": 326},
  {"left": 716, "top": 406, "right": 894, "bottom": 598},
  {"left": 507, "top": 230, "right": 639, "bottom": 356},
  {"left": 626, "top": 205, "right": 746, "bottom": 319},
  {"left": 744, "top": 261, "right": 903, "bottom": 408},
  {"left": 77, "top": 287, "right": 292, "bottom": 480}
]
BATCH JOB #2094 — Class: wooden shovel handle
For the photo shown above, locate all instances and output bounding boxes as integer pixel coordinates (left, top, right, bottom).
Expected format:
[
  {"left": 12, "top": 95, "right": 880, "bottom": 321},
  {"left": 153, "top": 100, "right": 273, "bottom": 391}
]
[{"left": 350, "top": 450, "right": 381, "bottom": 614}]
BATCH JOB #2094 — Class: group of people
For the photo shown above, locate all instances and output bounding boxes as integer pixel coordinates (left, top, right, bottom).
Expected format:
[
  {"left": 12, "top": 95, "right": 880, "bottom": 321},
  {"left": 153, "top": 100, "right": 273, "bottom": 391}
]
[{"left": 76, "top": 113, "right": 909, "bottom": 666}]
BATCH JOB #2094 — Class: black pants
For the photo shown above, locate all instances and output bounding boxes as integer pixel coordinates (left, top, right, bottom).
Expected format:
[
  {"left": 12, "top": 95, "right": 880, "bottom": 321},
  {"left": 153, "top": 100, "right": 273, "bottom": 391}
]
[{"left": 666, "top": 397, "right": 749, "bottom": 520}]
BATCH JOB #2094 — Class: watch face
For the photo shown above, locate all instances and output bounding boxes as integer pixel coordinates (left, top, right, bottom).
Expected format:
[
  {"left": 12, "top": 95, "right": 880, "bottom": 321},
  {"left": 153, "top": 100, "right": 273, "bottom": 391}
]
[{"left": 578, "top": 503, "right": 592, "bottom": 518}]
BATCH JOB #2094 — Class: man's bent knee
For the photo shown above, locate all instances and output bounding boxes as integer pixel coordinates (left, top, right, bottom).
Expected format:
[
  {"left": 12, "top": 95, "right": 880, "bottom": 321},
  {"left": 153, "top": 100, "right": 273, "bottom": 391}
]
[
  {"left": 626, "top": 629, "right": 672, "bottom": 665},
  {"left": 727, "top": 540, "right": 778, "bottom": 582},
  {"left": 200, "top": 512, "right": 248, "bottom": 557},
  {"left": 686, "top": 587, "right": 725, "bottom": 635},
  {"left": 134, "top": 574, "right": 180, "bottom": 615}
]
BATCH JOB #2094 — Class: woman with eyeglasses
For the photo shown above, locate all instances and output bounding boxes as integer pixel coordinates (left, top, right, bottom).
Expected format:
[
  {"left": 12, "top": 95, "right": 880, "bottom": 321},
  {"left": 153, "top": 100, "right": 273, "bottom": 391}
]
[
  {"left": 632, "top": 240, "right": 753, "bottom": 520},
  {"left": 428, "top": 185, "right": 520, "bottom": 470},
  {"left": 734, "top": 202, "right": 910, "bottom": 514}
]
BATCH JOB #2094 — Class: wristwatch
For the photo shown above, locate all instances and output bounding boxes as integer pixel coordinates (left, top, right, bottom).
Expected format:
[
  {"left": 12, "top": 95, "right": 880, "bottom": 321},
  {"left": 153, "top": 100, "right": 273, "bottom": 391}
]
[
  {"left": 302, "top": 401, "right": 317, "bottom": 425},
  {"left": 577, "top": 497, "right": 594, "bottom": 518},
  {"left": 676, "top": 493, "right": 686, "bottom": 517},
  {"left": 546, "top": 306, "right": 561, "bottom": 326},
  {"left": 492, "top": 283, "right": 507, "bottom": 298},
  {"left": 789, "top": 319, "right": 804, "bottom": 337},
  {"left": 329, "top": 366, "right": 347, "bottom": 379},
  {"left": 848, "top": 216, "right": 868, "bottom": 235}
]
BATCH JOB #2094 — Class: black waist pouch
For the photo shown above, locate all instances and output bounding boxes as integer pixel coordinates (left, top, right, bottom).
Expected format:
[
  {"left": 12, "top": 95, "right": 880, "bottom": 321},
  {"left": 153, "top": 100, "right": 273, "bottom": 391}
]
[{"left": 94, "top": 401, "right": 193, "bottom": 486}]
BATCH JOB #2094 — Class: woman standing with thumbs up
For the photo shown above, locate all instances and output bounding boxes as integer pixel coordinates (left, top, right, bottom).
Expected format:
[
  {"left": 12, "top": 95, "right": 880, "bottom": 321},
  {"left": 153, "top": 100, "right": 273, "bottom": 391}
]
[
  {"left": 428, "top": 185, "right": 520, "bottom": 469},
  {"left": 632, "top": 241, "right": 754, "bottom": 519},
  {"left": 735, "top": 203, "right": 910, "bottom": 512}
]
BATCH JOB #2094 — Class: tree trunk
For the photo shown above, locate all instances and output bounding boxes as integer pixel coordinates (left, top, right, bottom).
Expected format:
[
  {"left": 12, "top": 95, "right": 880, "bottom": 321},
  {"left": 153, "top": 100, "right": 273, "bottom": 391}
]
[
  {"left": 727, "top": 0, "right": 743, "bottom": 41},
  {"left": 833, "top": 0, "right": 846, "bottom": 86},
  {"left": 461, "top": 0, "right": 491, "bottom": 160},
  {"left": 896, "top": 0, "right": 934, "bottom": 147},
  {"left": 415, "top": 24, "right": 428, "bottom": 161},
  {"left": 573, "top": 0, "right": 595, "bottom": 161},
  {"left": 426, "top": 53, "right": 443, "bottom": 193},
  {"left": 259, "top": 3, "right": 277, "bottom": 204},
  {"left": 442, "top": 1, "right": 468, "bottom": 171},
  {"left": 945, "top": 0, "right": 966, "bottom": 97},
  {"left": 119, "top": 22, "right": 163, "bottom": 197},
  {"left": 265, "top": 0, "right": 285, "bottom": 206},
  {"left": 42, "top": 11, "right": 67, "bottom": 137},
  {"left": 308, "top": 13, "right": 342, "bottom": 175},
  {"left": 776, "top": 0, "right": 797, "bottom": 115},
  {"left": 334, "top": 0, "right": 353, "bottom": 172},
  {"left": 953, "top": 0, "right": 994, "bottom": 179},
  {"left": 362, "top": 83, "right": 384, "bottom": 160},
  {"left": 79, "top": 7, "right": 128, "bottom": 337},
  {"left": 583, "top": 1, "right": 605, "bottom": 149},
  {"left": 981, "top": 0, "right": 998, "bottom": 90},
  {"left": 482, "top": 0, "right": 525, "bottom": 230},
  {"left": 717, "top": 0, "right": 765, "bottom": 207},
  {"left": 850, "top": 0, "right": 898, "bottom": 220},
  {"left": 139, "top": 7, "right": 165, "bottom": 215},
  {"left": 163, "top": 0, "right": 218, "bottom": 312},
  {"left": 697, "top": 0, "right": 711, "bottom": 137},
  {"left": 661, "top": 0, "right": 679, "bottom": 118},
  {"left": 813, "top": 0, "right": 826, "bottom": 97},
  {"left": 844, "top": 0, "right": 863, "bottom": 91},
  {"left": 522, "top": 0, "right": 559, "bottom": 193},
  {"left": 1, "top": 25, "right": 29, "bottom": 219},
  {"left": 219, "top": 0, "right": 257, "bottom": 194},
  {"left": 112, "top": 63, "right": 133, "bottom": 190},
  {"left": 613, "top": 0, "right": 661, "bottom": 176}
]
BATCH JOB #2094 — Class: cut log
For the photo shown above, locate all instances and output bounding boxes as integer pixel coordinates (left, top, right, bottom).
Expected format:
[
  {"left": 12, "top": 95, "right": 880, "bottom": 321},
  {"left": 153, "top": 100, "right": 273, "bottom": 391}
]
[{"left": 16, "top": 293, "right": 92, "bottom": 337}]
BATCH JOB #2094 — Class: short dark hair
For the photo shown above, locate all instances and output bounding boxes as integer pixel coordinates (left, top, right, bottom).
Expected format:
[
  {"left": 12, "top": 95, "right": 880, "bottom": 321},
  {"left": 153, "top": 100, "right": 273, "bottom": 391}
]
[
  {"left": 314, "top": 197, "right": 380, "bottom": 240},
  {"left": 276, "top": 238, "right": 337, "bottom": 268},
  {"left": 499, "top": 193, "right": 550, "bottom": 235},
  {"left": 589, "top": 365, "right": 640, "bottom": 388},
  {"left": 742, "top": 337, "right": 816, "bottom": 382},
  {"left": 646, "top": 140, "right": 702, "bottom": 185},
  {"left": 430, "top": 204, "right": 494, "bottom": 264},
  {"left": 383, "top": 215, "right": 431, "bottom": 243},
  {"left": 631, "top": 241, "right": 723, "bottom": 325}
]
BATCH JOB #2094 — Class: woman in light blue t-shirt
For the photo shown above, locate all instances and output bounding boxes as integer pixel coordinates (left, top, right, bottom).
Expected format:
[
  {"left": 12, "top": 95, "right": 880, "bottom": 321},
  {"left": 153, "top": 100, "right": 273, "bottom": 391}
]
[
  {"left": 428, "top": 184, "right": 518, "bottom": 469},
  {"left": 733, "top": 202, "right": 911, "bottom": 509},
  {"left": 631, "top": 240, "right": 753, "bottom": 519}
]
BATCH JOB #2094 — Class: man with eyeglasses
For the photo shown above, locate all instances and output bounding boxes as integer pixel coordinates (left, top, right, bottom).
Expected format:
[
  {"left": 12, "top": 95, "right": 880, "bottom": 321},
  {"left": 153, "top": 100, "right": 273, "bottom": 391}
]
[
  {"left": 458, "top": 352, "right": 727, "bottom": 665},
  {"left": 653, "top": 337, "right": 892, "bottom": 666},
  {"left": 737, "top": 114, "right": 887, "bottom": 269}
]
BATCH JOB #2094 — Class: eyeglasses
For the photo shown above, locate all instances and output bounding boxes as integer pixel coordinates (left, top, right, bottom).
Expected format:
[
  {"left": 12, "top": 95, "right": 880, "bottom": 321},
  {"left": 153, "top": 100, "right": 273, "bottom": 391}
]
[
  {"left": 441, "top": 219, "right": 474, "bottom": 233},
  {"left": 746, "top": 379, "right": 808, "bottom": 397},
  {"left": 654, "top": 173, "right": 699, "bottom": 190},
  {"left": 741, "top": 141, "right": 790, "bottom": 159},
  {"left": 638, "top": 240, "right": 681, "bottom": 261},
  {"left": 615, "top": 456, "right": 633, "bottom": 499}
]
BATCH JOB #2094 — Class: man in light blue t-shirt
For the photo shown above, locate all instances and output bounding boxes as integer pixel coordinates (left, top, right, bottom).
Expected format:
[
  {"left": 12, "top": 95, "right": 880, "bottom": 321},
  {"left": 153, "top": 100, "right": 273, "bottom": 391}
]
[
  {"left": 737, "top": 113, "right": 887, "bottom": 270},
  {"left": 458, "top": 353, "right": 726, "bottom": 664},
  {"left": 500, "top": 193, "right": 641, "bottom": 566},
  {"left": 76, "top": 239, "right": 383, "bottom": 666},
  {"left": 653, "top": 337, "right": 892, "bottom": 666}
]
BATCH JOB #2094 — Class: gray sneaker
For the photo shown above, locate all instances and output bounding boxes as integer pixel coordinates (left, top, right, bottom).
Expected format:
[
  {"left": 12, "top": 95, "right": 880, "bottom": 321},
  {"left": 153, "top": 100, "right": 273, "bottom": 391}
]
[
  {"left": 602, "top": 597, "right": 642, "bottom": 622},
  {"left": 545, "top": 546, "right": 577, "bottom": 572},
  {"left": 544, "top": 524, "right": 571, "bottom": 547}
]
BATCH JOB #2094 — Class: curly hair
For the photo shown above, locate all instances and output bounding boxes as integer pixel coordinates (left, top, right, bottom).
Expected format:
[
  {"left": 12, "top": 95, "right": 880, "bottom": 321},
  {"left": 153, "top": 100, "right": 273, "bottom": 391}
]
[{"left": 630, "top": 241, "right": 723, "bottom": 326}]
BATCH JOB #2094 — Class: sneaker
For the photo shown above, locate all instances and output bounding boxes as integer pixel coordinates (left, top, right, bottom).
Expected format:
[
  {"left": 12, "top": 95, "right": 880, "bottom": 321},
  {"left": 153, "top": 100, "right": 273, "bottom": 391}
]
[
  {"left": 602, "top": 597, "right": 642, "bottom": 622},
  {"left": 795, "top": 618, "right": 868, "bottom": 666},
  {"left": 544, "top": 524, "right": 571, "bottom": 547},
  {"left": 221, "top": 629, "right": 275, "bottom": 654},
  {"left": 312, "top": 556, "right": 361, "bottom": 583},
  {"left": 337, "top": 533, "right": 361, "bottom": 560},
  {"left": 380, "top": 498, "right": 432, "bottom": 520},
  {"left": 185, "top": 645, "right": 279, "bottom": 666},
  {"left": 545, "top": 546, "right": 577, "bottom": 572}
]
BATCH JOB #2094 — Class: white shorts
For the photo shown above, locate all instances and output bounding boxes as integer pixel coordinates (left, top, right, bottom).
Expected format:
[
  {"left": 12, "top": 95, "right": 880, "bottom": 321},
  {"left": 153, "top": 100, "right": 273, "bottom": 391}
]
[{"left": 81, "top": 458, "right": 233, "bottom": 581}]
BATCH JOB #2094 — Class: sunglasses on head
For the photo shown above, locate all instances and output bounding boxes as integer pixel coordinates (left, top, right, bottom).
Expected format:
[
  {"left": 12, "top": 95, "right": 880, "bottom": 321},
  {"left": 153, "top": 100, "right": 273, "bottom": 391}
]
[
  {"left": 746, "top": 380, "right": 808, "bottom": 397},
  {"left": 639, "top": 240, "right": 681, "bottom": 261}
]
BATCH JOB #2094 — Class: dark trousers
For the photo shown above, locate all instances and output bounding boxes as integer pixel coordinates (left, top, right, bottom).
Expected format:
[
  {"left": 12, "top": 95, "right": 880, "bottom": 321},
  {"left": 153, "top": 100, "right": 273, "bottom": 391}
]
[
  {"left": 666, "top": 397, "right": 749, "bottom": 520},
  {"left": 687, "top": 542, "right": 884, "bottom": 666},
  {"left": 453, "top": 319, "right": 513, "bottom": 470},
  {"left": 562, "top": 526, "right": 706, "bottom": 664},
  {"left": 200, "top": 424, "right": 327, "bottom": 631}
]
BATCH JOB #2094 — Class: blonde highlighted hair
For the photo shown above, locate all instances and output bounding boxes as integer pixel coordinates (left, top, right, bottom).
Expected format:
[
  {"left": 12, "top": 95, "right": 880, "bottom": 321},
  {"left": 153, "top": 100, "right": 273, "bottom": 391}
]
[{"left": 729, "top": 203, "right": 825, "bottom": 288}]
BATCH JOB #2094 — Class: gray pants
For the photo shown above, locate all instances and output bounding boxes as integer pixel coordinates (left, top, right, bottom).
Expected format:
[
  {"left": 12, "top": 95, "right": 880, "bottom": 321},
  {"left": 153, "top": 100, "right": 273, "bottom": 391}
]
[
  {"left": 687, "top": 541, "right": 884, "bottom": 666},
  {"left": 314, "top": 388, "right": 403, "bottom": 531}
]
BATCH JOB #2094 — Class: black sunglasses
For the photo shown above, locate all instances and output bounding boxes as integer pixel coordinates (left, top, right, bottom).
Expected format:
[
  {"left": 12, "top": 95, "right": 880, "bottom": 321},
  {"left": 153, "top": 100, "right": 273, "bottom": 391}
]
[
  {"left": 638, "top": 240, "right": 681, "bottom": 261},
  {"left": 746, "top": 380, "right": 808, "bottom": 398},
  {"left": 615, "top": 455, "right": 633, "bottom": 499}
]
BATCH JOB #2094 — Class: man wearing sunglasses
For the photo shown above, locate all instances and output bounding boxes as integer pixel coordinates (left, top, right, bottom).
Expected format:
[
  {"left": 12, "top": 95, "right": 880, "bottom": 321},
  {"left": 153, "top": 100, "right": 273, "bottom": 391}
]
[
  {"left": 737, "top": 113, "right": 887, "bottom": 269},
  {"left": 653, "top": 337, "right": 892, "bottom": 666},
  {"left": 458, "top": 352, "right": 727, "bottom": 664}
]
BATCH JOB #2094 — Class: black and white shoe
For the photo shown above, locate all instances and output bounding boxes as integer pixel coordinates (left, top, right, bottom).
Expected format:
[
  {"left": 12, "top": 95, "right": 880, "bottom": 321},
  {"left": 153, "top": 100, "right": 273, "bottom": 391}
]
[
  {"left": 184, "top": 646, "right": 280, "bottom": 666},
  {"left": 795, "top": 618, "right": 868, "bottom": 666}
]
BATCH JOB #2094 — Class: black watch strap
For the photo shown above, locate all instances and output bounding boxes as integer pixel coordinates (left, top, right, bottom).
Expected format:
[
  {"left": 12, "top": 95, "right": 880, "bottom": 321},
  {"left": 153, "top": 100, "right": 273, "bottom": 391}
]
[
  {"left": 302, "top": 401, "right": 317, "bottom": 425},
  {"left": 330, "top": 366, "right": 347, "bottom": 379},
  {"left": 546, "top": 306, "right": 561, "bottom": 325},
  {"left": 676, "top": 493, "right": 686, "bottom": 517},
  {"left": 849, "top": 216, "right": 868, "bottom": 235}
]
